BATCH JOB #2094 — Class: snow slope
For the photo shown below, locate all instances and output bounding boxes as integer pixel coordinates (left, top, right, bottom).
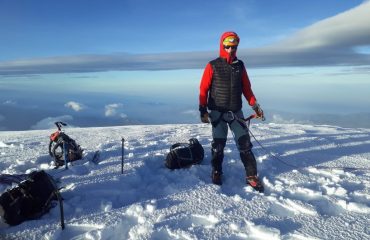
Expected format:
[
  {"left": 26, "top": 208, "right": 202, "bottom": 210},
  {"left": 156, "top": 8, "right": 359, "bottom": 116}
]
[{"left": 0, "top": 123, "right": 369, "bottom": 240}]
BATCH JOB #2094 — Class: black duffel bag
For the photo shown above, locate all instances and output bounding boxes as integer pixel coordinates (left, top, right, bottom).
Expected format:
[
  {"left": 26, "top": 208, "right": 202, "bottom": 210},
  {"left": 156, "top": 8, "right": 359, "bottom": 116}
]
[
  {"left": 0, "top": 170, "right": 64, "bottom": 228},
  {"left": 165, "top": 138, "right": 204, "bottom": 169}
]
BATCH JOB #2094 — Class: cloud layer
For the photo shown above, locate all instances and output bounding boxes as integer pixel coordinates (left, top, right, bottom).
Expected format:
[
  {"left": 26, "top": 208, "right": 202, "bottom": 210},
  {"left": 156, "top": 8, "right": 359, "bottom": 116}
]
[
  {"left": 0, "top": 2, "right": 369, "bottom": 76},
  {"left": 242, "top": 1, "right": 370, "bottom": 68}
]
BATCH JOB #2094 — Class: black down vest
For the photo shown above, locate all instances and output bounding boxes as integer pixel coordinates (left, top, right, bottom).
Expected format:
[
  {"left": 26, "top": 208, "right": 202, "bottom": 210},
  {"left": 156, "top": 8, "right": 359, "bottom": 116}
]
[{"left": 207, "top": 57, "right": 244, "bottom": 112}]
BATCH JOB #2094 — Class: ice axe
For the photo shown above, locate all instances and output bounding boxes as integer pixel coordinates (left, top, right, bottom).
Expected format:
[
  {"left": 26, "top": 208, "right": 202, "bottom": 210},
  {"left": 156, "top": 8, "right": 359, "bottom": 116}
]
[
  {"left": 121, "top": 137, "right": 125, "bottom": 174},
  {"left": 244, "top": 114, "right": 265, "bottom": 128}
]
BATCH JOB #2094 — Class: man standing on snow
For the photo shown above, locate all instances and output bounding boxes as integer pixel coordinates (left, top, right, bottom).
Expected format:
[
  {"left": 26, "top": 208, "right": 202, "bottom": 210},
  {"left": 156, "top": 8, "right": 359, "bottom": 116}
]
[{"left": 199, "top": 31, "right": 264, "bottom": 192}]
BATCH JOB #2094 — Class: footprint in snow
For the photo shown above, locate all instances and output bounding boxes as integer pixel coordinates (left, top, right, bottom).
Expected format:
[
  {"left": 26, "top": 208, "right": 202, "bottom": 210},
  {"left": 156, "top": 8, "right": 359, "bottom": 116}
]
[
  {"left": 46, "top": 223, "right": 104, "bottom": 240},
  {"left": 173, "top": 214, "right": 219, "bottom": 230}
]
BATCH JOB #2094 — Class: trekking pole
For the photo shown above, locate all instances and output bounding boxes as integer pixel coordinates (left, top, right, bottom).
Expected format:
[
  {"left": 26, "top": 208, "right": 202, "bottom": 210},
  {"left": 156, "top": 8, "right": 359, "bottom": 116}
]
[
  {"left": 244, "top": 114, "right": 265, "bottom": 128},
  {"left": 63, "top": 142, "right": 69, "bottom": 169},
  {"left": 245, "top": 114, "right": 256, "bottom": 122},
  {"left": 121, "top": 138, "right": 125, "bottom": 174},
  {"left": 245, "top": 114, "right": 265, "bottom": 122},
  {"left": 47, "top": 171, "right": 65, "bottom": 230},
  {"left": 54, "top": 190, "right": 65, "bottom": 229}
]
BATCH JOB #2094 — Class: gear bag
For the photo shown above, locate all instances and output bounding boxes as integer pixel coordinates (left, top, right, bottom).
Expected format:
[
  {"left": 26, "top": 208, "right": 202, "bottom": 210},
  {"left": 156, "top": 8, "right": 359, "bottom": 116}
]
[
  {"left": 165, "top": 138, "right": 204, "bottom": 169},
  {"left": 49, "top": 131, "right": 83, "bottom": 167},
  {"left": 0, "top": 170, "right": 64, "bottom": 228}
]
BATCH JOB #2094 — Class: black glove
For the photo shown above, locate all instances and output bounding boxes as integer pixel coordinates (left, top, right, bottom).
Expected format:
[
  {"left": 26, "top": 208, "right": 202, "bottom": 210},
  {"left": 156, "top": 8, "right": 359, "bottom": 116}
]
[
  {"left": 199, "top": 105, "right": 210, "bottom": 123},
  {"left": 252, "top": 102, "right": 265, "bottom": 120}
]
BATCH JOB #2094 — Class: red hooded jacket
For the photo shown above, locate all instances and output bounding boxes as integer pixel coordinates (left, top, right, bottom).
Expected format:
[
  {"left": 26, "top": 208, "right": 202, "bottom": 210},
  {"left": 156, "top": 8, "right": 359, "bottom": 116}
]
[{"left": 199, "top": 32, "right": 257, "bottom": 109}]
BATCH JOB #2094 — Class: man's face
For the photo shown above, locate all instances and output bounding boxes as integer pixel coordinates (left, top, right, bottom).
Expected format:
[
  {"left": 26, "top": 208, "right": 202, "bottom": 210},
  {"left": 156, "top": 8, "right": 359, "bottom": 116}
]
[{"left": 224, "top": 45, "right": 237, "bottom": 55}]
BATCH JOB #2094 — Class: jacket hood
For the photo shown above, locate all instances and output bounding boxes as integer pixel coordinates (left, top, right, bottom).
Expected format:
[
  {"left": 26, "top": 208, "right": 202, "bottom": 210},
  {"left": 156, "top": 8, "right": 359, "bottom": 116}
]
[{"left": 219, "top": 31, "right": 239, "bottom": 64}]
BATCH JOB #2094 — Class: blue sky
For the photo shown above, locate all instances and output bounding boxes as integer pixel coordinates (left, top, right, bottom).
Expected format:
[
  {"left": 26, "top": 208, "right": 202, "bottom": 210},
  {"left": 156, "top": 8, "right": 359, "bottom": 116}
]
[{"left": 1, "top": 0, "right": 370, "bottom": 130}]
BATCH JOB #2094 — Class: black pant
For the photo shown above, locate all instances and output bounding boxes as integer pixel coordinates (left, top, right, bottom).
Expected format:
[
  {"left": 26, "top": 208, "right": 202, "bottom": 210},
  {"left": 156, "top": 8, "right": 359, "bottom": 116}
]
[{"left": 209, "top": 110, "right": 258, "bottom": 177}]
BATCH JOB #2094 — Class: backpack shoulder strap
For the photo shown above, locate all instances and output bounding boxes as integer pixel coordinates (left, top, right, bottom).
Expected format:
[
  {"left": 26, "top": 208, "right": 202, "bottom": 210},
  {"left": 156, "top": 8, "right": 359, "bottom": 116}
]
[{"left": 170, "top": 143, "right": 188, "bottom": 151}]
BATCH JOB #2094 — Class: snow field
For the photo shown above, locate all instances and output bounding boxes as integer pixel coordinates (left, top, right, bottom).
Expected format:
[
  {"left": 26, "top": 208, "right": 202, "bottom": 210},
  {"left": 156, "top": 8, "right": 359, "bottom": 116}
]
[{"left": 0, "top": 123, "right": 369, "bottom": 239}]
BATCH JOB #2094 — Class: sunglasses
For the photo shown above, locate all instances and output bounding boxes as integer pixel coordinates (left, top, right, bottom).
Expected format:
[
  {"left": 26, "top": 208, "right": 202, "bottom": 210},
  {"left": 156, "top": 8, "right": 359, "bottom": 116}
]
[{"left": 224, "top": 45, "right": 237, "bottom": 50}]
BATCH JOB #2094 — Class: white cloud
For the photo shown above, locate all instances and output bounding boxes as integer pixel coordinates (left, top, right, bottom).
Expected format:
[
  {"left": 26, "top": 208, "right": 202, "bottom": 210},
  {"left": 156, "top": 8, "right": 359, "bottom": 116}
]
[
  {"left": 105, "top": 103, "right": 122, "bottom": 117},
  {"left": 120, "top": 113, "right": 127, "bottom": 119},
  {"left": 240, "top": 1, "right": 370, "bottom": 67},
  {"left": 0, "top": 2, "right": 369, "bottom": 75},
  {"left": 104, "top": 104, "right": 127, "bottom": 119},
  {"left": 65, "top": 101, "right": 84, "bottom": 112},
  {"left": 3, "top": 100, "right": 16, "bottom": 105},
  {"left": 274, "top": 2, "right": 370, "bottom": 50},
  {"left": 31, "top": 115, "right": 74, "bottom": 130}
]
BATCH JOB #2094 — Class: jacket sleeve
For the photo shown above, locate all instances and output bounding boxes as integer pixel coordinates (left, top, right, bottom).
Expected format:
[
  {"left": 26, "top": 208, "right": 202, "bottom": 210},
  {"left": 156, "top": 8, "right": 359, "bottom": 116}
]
[
  {"left": 199, "top": 63, "right": 213, "bottom": 106},
  {"left": 241, "top": 66, "right": 257, "bottom": 106}
]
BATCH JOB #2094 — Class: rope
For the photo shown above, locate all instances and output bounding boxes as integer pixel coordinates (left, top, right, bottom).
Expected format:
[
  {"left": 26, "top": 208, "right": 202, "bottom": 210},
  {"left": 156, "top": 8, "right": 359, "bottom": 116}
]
[
  {"left": 246, "top": 116, "right": 370, "bottom": 172},
  {"left": 248, "top": 128, "right": 303, "bottom": 170}
]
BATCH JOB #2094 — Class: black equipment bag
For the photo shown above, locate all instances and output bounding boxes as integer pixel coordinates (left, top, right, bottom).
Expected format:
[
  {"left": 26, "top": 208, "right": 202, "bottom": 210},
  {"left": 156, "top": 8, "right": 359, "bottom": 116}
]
[
  {"left": 0, "top": 170, "right": 64, "bottom": 228},
  {"left": 49, "top": 132, "right": 83, "bottom": 167},
  {"left": 165, "top": 138, "right": 204, "bottom": 169}
]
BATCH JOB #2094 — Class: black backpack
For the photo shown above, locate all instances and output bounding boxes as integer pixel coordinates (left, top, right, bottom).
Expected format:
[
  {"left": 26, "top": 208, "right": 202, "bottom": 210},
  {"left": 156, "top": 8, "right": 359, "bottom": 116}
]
[
  {"left": 165, "top": 138, "right": 204, "bottom": 169},
  {"left": 49, "top": 132, "right": 83, "bottom": 167},
  {"left": 0, "top": 170, "right": 64, "bottom": 228}
]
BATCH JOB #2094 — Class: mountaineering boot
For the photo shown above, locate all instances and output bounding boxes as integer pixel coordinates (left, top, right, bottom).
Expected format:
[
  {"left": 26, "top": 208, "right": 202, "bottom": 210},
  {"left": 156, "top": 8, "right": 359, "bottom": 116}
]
[
  {"left": 212, "top": 170, "right": 222, "bottom": 185},
  {"left": 246, "top": 176, "right": 264, "bottom": 193}
]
